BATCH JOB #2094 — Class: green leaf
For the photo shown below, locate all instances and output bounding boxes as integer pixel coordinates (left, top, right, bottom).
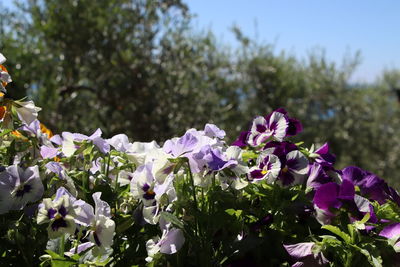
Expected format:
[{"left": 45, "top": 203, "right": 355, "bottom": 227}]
[
  {"left": 0, "top": 129, "right": 12, "bottom": 138},
  {"left": 44, "top": 250, "right": 64, "bottom": 260},
  {"left": 242, "top": 150, "right": 258, "bottom": 162},
  {"left": 116, "top": 217, "right": 134, "bottom": 234},
  {"left": 160, "top": 212, "right": 184, "bottom": 229},
  {"left": 225, "top": 209, "right": 243, "bottom": 218},
  {"left": 321, "top": 225, "right": 352, "bottom": 244},
  {"left": 51, "top": 259, "right": 77, "bottom": 267},
  {"left": 351, "top": 244, "right": 383, "bottom": 267}
]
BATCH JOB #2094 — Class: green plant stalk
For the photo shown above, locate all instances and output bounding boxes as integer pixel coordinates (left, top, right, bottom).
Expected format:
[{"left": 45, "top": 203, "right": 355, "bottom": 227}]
[
  {"left": 74, "top": 227, "right": 83, "bottom": 254},
  {"left": 59, "top": 234, "right": 65, "bottom": 256},
  {"left": 186, "top": 161, "right": 199, "bottom": 237},
  {"left": 105, "top": 153, "right": 111, "bottom": 179}
]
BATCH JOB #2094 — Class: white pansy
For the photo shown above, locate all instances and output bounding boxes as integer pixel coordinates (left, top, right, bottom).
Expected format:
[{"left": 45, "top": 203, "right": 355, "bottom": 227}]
[
  {"left": 37, "top": 195, "right": 77, "bottom": 239},
  {"left": 14, "top": 100, "right": 42, "bottom": 125}
]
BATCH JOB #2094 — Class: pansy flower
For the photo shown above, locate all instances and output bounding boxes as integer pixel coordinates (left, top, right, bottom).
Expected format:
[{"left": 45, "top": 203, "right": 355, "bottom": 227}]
[
  {"left": 20, "top": 119, "right": 53, "bottom": 145},
  {"left": 130, "top": 163, "right": 177, "bottom": 224},
  {"left": 0, "top": 165, "right": 44, "bottom": 214},
  {"left": 247, "top": 108, "right": 303, "bottom": 147},
  {"left": 37, "top": 194, "right": 78, "bottom": 239},
  {"left": 107, "top": 133, "right": 132, "bottom": 152},
  {"left": 248, "top": 111, "right": 289, "bottom": 146},
  {"left": 61, "top": 128, "right": 110, "bottom": 156},
  {"left": 130, "top": 163, "right": 159, "bottom": 206},
  {"left": 13, "top": 100, "right": 42, "bottom": 125},
  {"left": 284, "top": 242, "right": 329, "bottom": 266},
  {"left": 208, "top": 146, "right": 249, "bottom": 189},
  {"left": 313, "top": 179, "right": 377, "bottom": 225},
  {"left": 203, "top": 123, "right": 226, "bottom": 139},
  {"left": 86, "top": 192, "right": 116, "bottom": 254},
  {"left": 306, "top": 162, "right": 339, "bottom": 190},
  {"left": 278, "top": 150, "right": 309, "bottom": 186},
  {"left": 313, "top": 179, "right": 355, "bottom": 212},
  {"left": 314, "top": 143, "right": 336, "bottom": 167},
  {"left": 145, "top": 218, "right": 185, "bottom": 262},
  {"left": 249, "top": 152, "right": 281, "bottom": 184},
  {"left": 379, "top": 223, "right": 400, "bottom": 251},
  {"left": 232, "top": 131, "right": 250, "bottom": 148},
  {"left": 125, "top": 140, "right": 161, "bottom": 166},
  {"left": 341, "top": 166, "right": 400, "bottom": 205}
]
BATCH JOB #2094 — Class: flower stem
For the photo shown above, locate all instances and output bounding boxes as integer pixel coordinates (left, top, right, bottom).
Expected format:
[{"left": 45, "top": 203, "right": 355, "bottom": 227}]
[{"left": 186, "top": 160, "right": 199, "bottom": 238}]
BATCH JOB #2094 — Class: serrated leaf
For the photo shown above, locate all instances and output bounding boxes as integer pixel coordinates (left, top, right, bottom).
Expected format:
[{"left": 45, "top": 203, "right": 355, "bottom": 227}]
[{"left": 322, "top": 225, "right": 352, "bottom": 244}]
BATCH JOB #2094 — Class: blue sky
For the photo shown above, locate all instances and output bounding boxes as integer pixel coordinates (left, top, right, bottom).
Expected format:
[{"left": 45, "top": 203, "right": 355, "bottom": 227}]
[
  {"left": 187, "top": 0, "right": 400, "bottom": 83},
  {"left": 2, "top": 0, "right": 399, "bottom": 83}
]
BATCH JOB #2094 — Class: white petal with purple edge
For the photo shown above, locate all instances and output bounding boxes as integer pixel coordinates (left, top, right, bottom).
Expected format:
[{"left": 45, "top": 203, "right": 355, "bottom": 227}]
[{"left": 268, "top": 111, "right": 288, "bottom": 141}]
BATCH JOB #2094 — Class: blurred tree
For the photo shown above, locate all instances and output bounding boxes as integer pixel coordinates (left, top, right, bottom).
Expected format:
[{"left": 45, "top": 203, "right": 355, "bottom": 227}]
[
  {"left": 1, "top": 1, "right": 400, "bottom": 188},
  {"left": 0, "top": 0, "right": 242, "bottom": 141}
]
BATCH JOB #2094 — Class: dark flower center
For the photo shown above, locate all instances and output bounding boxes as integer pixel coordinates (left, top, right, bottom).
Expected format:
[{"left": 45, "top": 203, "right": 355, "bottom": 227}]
[
  {"left": 143, "top": 190, "right": 156, "bottom": 200},
  {"left": 51, "top": 217, "right": 68, "bottom": 231},
  {"left": 58, "top": 205, "right": 67, "bottom": 217},
  {"left": 48, "top": 208, "right": 57, "bottom": 219},
  {"left": 15, "top": 184, "right": 32, "bottom": 197},
  {"left": 93, "top": 232, "right": 102, "bottom": 246},
  {"left": 142, "top": 183, "right": 150, "bottom": 192}
]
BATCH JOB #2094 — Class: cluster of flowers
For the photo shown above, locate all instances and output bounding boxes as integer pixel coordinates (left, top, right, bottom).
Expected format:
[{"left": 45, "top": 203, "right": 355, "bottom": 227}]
[{"left": 1, "top": 52, "right": 400, "bottom": 266}]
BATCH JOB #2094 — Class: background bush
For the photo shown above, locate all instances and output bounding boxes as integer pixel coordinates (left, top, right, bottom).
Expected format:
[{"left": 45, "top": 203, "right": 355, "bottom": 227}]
[{"left": 1, "top": 0, "right": 400, "bottom": 188}]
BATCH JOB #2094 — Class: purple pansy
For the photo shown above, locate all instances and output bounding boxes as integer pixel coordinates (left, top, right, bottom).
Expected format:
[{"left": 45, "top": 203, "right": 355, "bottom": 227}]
[
  {"left": 163, "top": 132, "right": 198, "bottom": 157},
  {"left": 54, "top": 187, "right": 94, "bottom": 226},
  {"left": 313, "top": 180, "right": 355, "bottom": 212},
  {"left": 341, "top": 166, "right": 400, "bottom": 205},
  {"left": 306, "top": 163, "right": 334, "bottom": 190},
  {"left": 264, "top": 141, "right": 298, "bottom": 157},
  {"left": 380, "top": 223, "right": 400, "bottom": 240},
  {"left": 379, "top": 223, "right": 400, "bottom": 251},
  {"left": 249, "top": 153, "right": 281, "bottom": 184},
  {"left": 259, "top": 142, "right": 308, "bottom": 185},
  {"left": 232, "top": 131, "right": 250, "bottom": 148},
  {"left": 87, "top": 192, "right": 115, "bottom": 253},
  {"left": 247, "top": 109, "right": 303, "bottom": 147},
  {"left": 203, "top": 123, "right": 226, "bottom": 139},
  {"left": 277, "top": 150, "right": 309, "bottom": 186},
  {"left": 313, "top": 180, "right": 377, "bottom": 225},
  {"left": 130, "top": 163, "right": 177, "bottom": 224},
  {"left": 204, "top": 147, "right": 238, "bottom": 171},
  {"left": 40, "top": 146, "right": 59, "bottom": 159},
  {"left": 284, "top": 242, "right": 329, "bottom": 267},
  {"left": 248, "top": 111, "right": 289, "bottom": 146},
  {"left": 314, "top": 143, "right": 336, "bottom": 167}
]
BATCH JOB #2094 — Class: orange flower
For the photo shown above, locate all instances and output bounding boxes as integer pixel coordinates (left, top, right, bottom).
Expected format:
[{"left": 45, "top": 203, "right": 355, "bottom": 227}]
[
  {"left": 40, "top": 123, "right": 54, "bottom": 138},
  {"left": 0, "top": 65, "right": 10, "bottom": 88},
  {"left": 0, "top": 106, "right": 6, "bottom": 120},
  {"left": 11, "top": 130, "right": 23, "bottom": 138}
]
